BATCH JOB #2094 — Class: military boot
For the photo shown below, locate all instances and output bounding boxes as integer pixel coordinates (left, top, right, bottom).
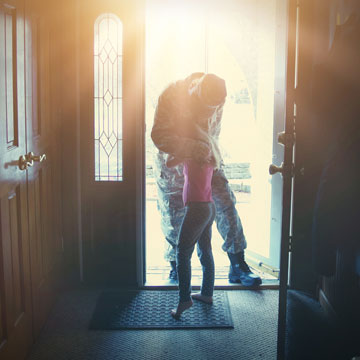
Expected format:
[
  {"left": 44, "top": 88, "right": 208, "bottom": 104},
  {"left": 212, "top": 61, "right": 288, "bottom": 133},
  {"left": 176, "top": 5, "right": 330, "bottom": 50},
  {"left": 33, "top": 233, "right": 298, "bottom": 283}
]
[{"left": 227, "top": 251, "right": 262, "bottom": 286}]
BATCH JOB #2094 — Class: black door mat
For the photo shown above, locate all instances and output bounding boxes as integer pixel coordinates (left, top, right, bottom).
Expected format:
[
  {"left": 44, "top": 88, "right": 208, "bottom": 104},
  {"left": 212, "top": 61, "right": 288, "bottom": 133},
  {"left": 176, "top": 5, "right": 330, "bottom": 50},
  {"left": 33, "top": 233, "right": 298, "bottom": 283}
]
[{"left": 89, "top": 290, "right": 233, "bottom": 330}]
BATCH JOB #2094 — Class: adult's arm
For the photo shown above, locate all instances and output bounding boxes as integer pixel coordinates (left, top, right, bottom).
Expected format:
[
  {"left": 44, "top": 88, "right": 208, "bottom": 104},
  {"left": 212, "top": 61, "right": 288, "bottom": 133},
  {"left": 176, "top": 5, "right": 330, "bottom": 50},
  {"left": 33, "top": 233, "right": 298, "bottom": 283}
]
[{"left": 210, "top": 101, "right": 224, "bottom": 139}]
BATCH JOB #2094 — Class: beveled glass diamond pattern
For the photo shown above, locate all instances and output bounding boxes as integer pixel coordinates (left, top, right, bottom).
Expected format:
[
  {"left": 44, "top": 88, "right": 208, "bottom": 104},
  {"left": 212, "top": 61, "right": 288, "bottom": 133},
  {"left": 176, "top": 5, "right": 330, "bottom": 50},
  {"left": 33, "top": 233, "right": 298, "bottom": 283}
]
[
  {"left": 99, "top": 132, "right": 116, "bottom": 156},
  {"left": 104, "top": 90, "right": 113, "bottom": 106},
  {"left": 99, "top": 39, "right": 117, "bottom": 64},
  {"left": 109, "top": 48, "right": 117, "bottom": 63},
  {"left": 99, "top": 132, "right": 107, "bottom": 147},
  {"left": 99, "top": 48, "right": 107, "bottom": 63},
  {"left": 103, "top": 39, "right": 112, "bottom": 55},
  {"left": 104, "top": 140, "right": 113, "bottom": 155},
  {"left": 109, "top": 133, "right": 117, "bottom": 147},
  {"left": 94, "top": 14, "right": 123, "bottom": 182}
]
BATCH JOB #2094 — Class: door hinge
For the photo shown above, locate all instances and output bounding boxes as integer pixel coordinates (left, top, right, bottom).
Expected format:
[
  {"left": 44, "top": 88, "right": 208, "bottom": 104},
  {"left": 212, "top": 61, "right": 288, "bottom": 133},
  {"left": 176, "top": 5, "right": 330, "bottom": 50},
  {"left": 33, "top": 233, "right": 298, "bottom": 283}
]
[
  {"left": 277, "top": 131, "right": 296, "bottom": 149},
  {"left": 288, "top": 235, "right": 293, "bottom": 252}
]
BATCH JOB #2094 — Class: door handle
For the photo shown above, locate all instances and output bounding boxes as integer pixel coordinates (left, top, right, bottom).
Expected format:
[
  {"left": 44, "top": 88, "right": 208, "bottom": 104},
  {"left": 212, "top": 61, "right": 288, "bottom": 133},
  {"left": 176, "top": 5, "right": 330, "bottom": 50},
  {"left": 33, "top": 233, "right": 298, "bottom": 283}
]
[
  {"left": 18, "top": 155, "right": 32, "bottom": 170},
  {"left": 269, "top": 162, "right": 294, "bottom": 177},
  {"left": 26, "top": 152, "right": 47, "bottom": 166},
  {"left": 269, "top": 163, "right": 283, "bottom": 175}
]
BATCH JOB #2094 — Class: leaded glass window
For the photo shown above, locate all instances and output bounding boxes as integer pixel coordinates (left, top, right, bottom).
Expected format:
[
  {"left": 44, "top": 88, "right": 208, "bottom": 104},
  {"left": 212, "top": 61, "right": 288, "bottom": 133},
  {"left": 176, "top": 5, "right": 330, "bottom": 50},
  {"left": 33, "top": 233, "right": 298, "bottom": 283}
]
[{"left": 94, "top": 14, "right": 123, "bottom": 181}]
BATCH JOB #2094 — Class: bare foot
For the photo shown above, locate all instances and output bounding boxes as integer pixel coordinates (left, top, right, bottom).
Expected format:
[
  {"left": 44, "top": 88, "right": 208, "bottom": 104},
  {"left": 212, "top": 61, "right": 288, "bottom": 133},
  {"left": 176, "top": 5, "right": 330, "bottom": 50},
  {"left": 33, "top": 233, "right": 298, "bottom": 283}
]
[
  {"left": 191, "top": 293, "right": 213, "bottom": 304},
  {"left": 171, "top": 300, "right": 193, "bottom": 319}
]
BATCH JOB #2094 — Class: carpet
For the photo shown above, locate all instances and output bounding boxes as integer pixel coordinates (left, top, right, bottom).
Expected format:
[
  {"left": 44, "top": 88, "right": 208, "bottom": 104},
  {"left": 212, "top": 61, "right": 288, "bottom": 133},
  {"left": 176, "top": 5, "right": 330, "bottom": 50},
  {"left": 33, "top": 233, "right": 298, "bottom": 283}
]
[{"left": 89, "top": 290, "right": 233, "bottom": 330}]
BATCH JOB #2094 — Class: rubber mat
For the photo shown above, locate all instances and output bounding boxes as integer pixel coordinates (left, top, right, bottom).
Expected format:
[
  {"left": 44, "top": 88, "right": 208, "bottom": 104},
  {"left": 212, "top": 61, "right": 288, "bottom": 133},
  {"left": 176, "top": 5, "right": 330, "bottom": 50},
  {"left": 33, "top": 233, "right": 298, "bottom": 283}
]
[{"left": 89, "top": 290, "right": 233, "bottom": 330}]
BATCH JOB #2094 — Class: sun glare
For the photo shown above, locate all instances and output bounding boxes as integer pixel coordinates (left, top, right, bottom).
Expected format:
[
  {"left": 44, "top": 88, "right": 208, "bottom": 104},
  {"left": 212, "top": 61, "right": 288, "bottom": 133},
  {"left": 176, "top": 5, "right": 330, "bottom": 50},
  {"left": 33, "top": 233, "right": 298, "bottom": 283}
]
[{"left": 145, "top": 0, "right": 284, "bottom": 273}]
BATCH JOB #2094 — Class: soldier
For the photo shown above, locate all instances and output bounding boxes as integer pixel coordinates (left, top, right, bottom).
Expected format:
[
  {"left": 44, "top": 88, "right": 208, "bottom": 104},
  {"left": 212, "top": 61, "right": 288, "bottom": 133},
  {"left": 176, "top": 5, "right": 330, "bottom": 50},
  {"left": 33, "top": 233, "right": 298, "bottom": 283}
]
[{"left": 151, "top": 72, "right": 261, "bottom": 286}]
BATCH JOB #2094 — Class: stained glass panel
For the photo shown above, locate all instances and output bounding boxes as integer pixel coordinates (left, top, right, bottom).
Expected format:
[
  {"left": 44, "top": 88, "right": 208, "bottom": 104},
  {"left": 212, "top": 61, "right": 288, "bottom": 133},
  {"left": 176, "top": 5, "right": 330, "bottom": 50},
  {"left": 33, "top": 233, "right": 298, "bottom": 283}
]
[{"left": 94, "top": 14, "right": 123, "bottom": 181}]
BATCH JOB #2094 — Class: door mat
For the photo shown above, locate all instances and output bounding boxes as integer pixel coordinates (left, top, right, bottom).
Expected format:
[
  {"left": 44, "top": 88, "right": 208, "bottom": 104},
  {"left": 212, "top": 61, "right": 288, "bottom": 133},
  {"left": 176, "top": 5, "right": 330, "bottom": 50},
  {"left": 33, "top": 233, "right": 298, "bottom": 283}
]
[{"left": 89, "top": 290, "right": 233, "bottom": 330}]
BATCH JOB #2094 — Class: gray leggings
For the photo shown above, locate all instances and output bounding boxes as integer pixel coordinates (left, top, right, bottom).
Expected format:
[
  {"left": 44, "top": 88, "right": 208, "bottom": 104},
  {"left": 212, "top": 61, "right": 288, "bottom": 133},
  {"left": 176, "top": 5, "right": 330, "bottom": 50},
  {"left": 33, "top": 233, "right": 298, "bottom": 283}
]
[{"left": 177, "top": 201, "right": 216, "bottom": 302}]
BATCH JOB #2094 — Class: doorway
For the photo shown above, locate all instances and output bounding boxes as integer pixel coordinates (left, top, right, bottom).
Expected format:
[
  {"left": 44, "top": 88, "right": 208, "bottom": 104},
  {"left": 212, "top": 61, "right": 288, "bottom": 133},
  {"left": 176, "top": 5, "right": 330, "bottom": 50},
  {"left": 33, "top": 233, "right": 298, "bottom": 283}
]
[{"left": 144, "top": 0, "right": 287, "bottom": 286}]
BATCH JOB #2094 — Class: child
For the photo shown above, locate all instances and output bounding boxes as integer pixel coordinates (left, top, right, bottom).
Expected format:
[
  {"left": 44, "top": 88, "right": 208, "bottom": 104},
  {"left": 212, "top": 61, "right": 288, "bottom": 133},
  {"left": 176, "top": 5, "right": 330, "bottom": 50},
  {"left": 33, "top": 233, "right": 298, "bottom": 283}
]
[{"left": 168, "top": 125, "right": 221, "bottom": 319}]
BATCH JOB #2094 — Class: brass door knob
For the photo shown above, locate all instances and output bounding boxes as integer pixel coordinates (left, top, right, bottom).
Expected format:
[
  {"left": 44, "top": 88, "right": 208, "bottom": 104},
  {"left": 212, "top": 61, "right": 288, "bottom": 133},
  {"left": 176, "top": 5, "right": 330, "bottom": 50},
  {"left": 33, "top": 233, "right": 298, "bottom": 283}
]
[
  {"left": 269, "top": 162, "right": 295, "bottom": 177},
  {"left": 18, "top": 155, "right": 32, "bottom": 170},
  {"left": 269, "top": 163, "right": 283, "bottom": 175}
]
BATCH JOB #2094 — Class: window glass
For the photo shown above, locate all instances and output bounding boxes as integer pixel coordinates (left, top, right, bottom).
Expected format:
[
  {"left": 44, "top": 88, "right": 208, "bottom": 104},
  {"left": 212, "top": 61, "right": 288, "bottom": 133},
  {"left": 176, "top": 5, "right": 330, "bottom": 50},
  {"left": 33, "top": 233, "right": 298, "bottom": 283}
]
[{"left": 94, "top": 13, "right": 123, "bottom": 181}]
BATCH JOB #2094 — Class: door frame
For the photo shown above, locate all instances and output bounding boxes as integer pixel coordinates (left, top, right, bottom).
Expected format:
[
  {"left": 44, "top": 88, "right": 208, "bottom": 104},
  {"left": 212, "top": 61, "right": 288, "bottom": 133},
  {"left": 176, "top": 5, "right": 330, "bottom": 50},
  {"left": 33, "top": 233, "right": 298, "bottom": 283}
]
[
  {"left": 140, "top": 0, "right": 289, "bottom": 286},
  {"left": 134, "top": 3, "right": 146, "bottom": 288}
]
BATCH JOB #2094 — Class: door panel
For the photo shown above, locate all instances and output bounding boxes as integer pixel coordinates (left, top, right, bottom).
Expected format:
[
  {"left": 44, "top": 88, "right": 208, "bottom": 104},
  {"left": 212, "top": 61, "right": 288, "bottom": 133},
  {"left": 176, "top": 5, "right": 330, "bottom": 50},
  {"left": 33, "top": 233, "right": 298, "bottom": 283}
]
[
  {"left": 0, "top": 184, "right": 32, "bottom": 359},
  {"left": 0, "top": 0, "right": 33, "bottom": 358},
  {"left": 28, "top": 164, "right": 59, "bottom": 337},
  {"left": 25, "top": 0, "right": 63, "bottom": 338}
]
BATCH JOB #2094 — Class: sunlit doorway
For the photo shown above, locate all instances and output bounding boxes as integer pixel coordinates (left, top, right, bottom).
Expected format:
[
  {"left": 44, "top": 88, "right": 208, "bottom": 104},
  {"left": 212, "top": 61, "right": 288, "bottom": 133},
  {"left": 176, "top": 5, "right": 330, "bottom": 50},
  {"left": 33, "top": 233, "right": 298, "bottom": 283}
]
[{"left": 145, "top": 0, "right": 286, "bottom": 286}]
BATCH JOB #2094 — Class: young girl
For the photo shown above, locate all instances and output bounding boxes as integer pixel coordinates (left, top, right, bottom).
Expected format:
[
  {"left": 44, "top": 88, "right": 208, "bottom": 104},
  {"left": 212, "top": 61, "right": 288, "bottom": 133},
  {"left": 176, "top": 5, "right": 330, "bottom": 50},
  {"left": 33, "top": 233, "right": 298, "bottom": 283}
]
[{"left": 167, "top": 125, "right": 221, "bottom": 319}]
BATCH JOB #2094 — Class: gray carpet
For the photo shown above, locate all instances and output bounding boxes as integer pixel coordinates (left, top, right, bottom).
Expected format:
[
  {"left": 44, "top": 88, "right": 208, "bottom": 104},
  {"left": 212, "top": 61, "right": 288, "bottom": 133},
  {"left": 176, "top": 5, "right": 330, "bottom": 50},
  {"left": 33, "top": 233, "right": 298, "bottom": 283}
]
[
  {"left": 89, "top": 290, "right": 233, "bottom": 329},
  {"left": 27, "top": 286, "right": 278, "bottom": 360}
]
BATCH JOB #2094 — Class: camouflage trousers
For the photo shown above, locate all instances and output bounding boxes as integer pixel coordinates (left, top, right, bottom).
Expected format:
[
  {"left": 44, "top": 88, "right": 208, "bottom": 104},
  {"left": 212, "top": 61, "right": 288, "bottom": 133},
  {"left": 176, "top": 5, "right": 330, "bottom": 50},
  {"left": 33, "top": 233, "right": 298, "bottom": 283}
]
[{"left": 155, "top": 162, "right": 247, "bottom": 262}]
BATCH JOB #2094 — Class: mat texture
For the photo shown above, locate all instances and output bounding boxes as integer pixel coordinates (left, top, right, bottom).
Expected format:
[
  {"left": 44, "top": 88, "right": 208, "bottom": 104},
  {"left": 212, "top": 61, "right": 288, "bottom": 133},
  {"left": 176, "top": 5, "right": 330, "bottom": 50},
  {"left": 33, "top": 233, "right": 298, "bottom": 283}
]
[{"left": 89, "top": 290, "right": 233, "bottom": 330}]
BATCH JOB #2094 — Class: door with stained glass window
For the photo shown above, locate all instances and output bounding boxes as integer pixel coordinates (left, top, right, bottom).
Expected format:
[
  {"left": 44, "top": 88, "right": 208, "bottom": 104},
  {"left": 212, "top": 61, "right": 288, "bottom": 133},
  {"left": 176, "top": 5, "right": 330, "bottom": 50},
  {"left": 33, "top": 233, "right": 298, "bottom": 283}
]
[{"left": 78, "top": 0, "right": 144, "bottom": 284}]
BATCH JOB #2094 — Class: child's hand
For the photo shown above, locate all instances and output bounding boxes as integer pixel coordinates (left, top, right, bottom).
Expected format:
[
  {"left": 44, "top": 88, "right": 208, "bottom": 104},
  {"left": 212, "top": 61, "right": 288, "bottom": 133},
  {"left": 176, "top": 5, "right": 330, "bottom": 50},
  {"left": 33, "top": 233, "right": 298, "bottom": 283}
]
[{"left": 192, "top": 142, "right": 211, "bottom": 163}]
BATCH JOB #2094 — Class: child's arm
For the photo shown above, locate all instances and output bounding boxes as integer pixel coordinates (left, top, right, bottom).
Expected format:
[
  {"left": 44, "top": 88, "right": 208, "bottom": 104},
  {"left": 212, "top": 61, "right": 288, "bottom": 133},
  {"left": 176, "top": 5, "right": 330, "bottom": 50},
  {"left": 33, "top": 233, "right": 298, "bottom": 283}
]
[{"left": 166, "top": 155, "right": 183, "bottom": 168}]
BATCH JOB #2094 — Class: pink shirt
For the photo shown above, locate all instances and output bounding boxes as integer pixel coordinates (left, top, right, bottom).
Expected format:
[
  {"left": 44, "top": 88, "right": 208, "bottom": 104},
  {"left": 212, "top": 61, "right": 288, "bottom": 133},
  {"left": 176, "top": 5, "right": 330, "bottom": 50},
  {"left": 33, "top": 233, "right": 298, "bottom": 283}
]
[{"left": 182, "top": 159, "right": 214, "bottom": 206}]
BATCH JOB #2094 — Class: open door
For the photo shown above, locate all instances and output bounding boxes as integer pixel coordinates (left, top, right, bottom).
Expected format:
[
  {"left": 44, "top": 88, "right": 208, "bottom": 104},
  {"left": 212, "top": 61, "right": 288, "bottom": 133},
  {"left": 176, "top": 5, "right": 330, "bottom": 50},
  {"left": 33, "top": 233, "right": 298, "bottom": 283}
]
[
  {"left": 272, "top": 0, "right": 299, "bottom": 358},
  {"left": 0, "top": 0, "right": 64, "bottom": 357},
  {"left": 0, "top": 1, "right": 33, "bottom": 358}
]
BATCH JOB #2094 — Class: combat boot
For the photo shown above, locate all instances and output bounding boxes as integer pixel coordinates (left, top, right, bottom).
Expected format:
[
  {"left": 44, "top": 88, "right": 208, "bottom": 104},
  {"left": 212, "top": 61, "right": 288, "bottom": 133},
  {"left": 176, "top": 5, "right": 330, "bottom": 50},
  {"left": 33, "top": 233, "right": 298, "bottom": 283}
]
[{"left": 227, "top": 251, "right": 262, "bottom": 286}]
